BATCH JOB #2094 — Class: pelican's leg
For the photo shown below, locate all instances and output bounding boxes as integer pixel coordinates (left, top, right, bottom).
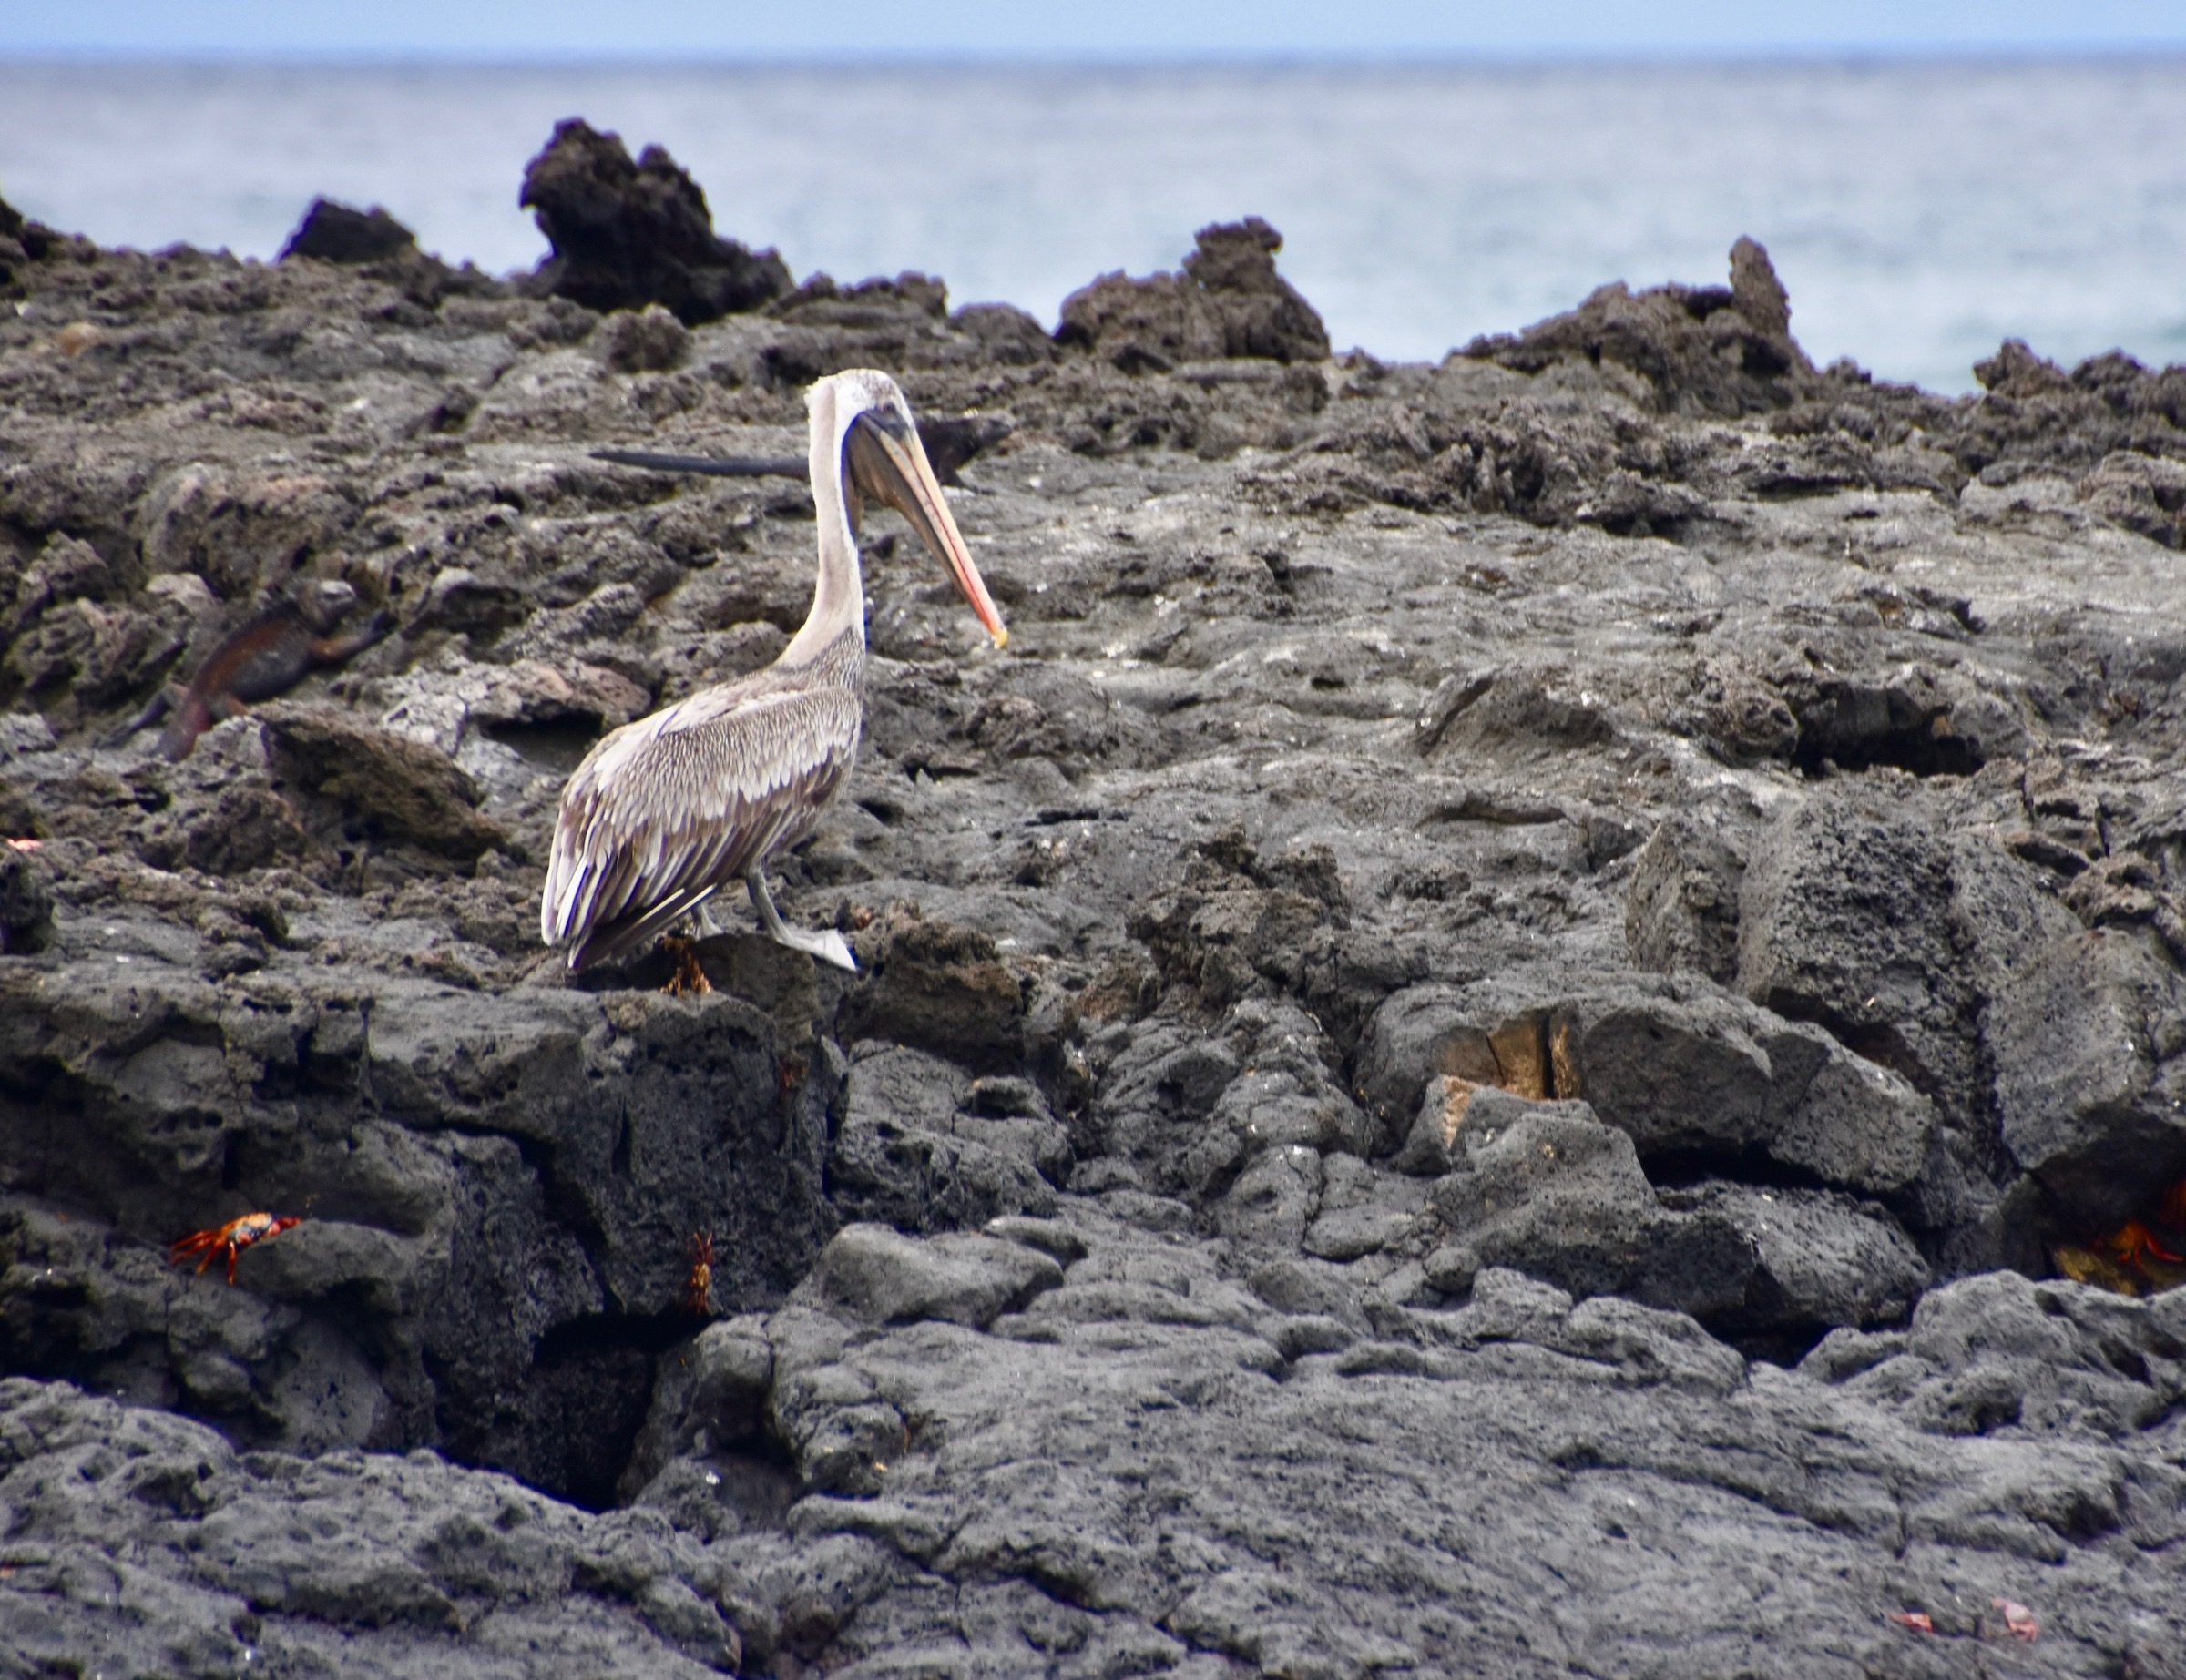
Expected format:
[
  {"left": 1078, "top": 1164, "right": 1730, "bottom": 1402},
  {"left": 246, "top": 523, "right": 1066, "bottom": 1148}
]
[
  {"left": 745, "top": 868, "right": 857, "bottom": 972},
  {"left": 692, "top": 900, "right": 725, "bottom": 940}
]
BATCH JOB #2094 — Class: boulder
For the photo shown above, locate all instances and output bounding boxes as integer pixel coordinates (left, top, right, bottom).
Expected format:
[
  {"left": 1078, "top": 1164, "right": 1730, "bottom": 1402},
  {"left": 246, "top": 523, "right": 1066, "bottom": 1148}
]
[
  {"left": 520, "top": 118, "right": 792, "bottom": 324},
  {"left": 1668, "top": 1182, "right": 1929, "bottom": 1338},
  {"left": 1364, "top": 972, "right": 1937, "bottom": 1197},
  {"left": 1422, "top": 1094, "right": 1754, "bottom": 1319},
  {"left": 1988, "top": 925, "right": 2186, "bottom": 1228},
  {"left": 827, "top": 1044, "right": 1061, "bottom": 1232},
  {"left": 278, "top": 198, "right": 418, "bottom": 265},
  {"left": 260, "top": 700, "right": 504, "bottom": 863},
  {"left": 618, "top": 1316, "right": 776, "bottom": 1500},
  {"left": 1624, "top": 811, "right": 1748, "bottom": 983},
  {"left": 1735, "top": 791, "right": 1977, "bottom": 1116},
  {"left": 1464, "top": 236, "right": 1818, "bottom": 415},
  {"left": 2078, "top": 449, "right": 2186, "bottom": 549},
  {"left": 1057, "top": 217, "right": 1329, "bottom": 372},
  {"left": 837, "top": 905, "right": 1026, "bottom": 1068},
  {"left": 1808, "top": 1268, "right": 2186, "bottom": 1440},
  {"left": 1548, "top": 979, "right": 1937, "bottom": 1196},
  {"left": 812, "top": 1224, "right": 1065, "bottom": 1329}
]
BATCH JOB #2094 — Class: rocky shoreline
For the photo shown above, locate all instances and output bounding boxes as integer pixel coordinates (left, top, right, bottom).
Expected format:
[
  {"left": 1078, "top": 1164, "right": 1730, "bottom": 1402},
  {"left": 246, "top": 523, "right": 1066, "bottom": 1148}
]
[{"left": 3, "top": 121, "right": 2184, "bottom": 1675}]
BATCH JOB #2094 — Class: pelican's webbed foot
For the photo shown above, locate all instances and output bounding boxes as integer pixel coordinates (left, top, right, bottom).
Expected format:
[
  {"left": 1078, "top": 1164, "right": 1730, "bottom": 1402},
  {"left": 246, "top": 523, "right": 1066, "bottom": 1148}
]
[{"left": 746, "top": 868, "right": 857, "bottom": 972}]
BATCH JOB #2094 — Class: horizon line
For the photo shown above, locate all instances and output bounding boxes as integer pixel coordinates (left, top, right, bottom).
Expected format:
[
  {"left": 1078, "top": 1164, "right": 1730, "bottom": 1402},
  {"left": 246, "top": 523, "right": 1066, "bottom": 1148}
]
[{"left": 6, "top": 43, "right": 2186, "bottom": 70}]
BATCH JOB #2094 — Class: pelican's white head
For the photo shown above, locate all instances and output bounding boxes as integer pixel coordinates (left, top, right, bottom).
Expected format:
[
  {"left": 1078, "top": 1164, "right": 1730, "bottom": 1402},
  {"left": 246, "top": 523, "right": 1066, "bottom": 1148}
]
[{"left": 803, "top": 368, "right": 1006, "bottom": 650}]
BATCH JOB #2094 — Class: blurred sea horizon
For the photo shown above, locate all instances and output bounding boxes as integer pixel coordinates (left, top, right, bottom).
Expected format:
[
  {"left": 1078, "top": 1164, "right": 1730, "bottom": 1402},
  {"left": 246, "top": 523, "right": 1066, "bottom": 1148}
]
[{"left": 2, "top": 56, "right": 2181, "bottom": 393}]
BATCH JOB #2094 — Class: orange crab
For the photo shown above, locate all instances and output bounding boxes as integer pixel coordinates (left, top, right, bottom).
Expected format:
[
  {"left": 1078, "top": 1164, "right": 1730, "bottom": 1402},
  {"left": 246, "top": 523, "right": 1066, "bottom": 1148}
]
[
  {"left": 659, "top": 934, "right": 712, "bottom": 996},
  {"left": 168, "top": 1212, "right": 300, "bottom": 1284},
  {"left": 684, "top": 1231, "right": 715, "bottom": 1317},
  {"left": 2098, "top": 1219, "right": 2184, "bottom": 1271}
]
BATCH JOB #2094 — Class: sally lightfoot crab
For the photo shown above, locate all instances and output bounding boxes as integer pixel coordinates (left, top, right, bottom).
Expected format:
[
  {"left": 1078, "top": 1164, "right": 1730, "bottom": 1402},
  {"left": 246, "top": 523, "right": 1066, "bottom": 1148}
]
[
  {"left": 168, "top": 1212, "right": 301, "bottom": 1284},
  {"left": 685, "top": 1231, "right": 716, "bottom": 1317}
]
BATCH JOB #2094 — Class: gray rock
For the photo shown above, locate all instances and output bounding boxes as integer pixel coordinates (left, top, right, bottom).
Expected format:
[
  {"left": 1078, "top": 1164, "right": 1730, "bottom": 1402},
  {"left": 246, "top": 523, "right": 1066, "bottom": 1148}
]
[
  {"left": 827, "top": 1043, "right": 1060, "bottom": 1232},
  {"left": 1094, "top": 1000, "right": 1367, "bottom": 1209},
  {"left": 1247, "top": 1255, "right": 1372, "bottom": 1325},
  {"left": 1736, "top": 790, "right": 1979, "bottom": 1121},
  {"left": 1667, "top": 1181, "right": 1929, "bottom": 1336},
  {"left": 1302, "top": 1152, "right": 1425, "bottom": 1259},
  {"left": 621, "top": 1317, "right": 775, "bottom": 1500},
  {"left": 1570, "top": 979, "right": 1938, "bottom": 1196},
  {"left": 1425, "top": 1093, "right": 1755, "bottom": 1319},
  {"left": 1624, "top": 810, "right": 1748, "bottom": 983},
  {"left": 981, "top": 1214, "right": 1090, "bottom": 1264},
  {"left": 1989, "top": 924, "right": 2186, "bottom": 1227},
  {"left": 1367, "top": 972, "right": 1937, "bottom": 1196},
  {"left": 0, "top": 841, "right": 54, "bottom": 953},
  {"left": 1270, "top": 1313, "right": 1359, "bottom": 1359},
  {"left": 0, "top": 952, "right": 833, "bottom": 1505},
  {"left": 810, "top": 1224, "right": 1065, "bottom": 1329},
  {"left": 1215, "top": 1141, "right": 1324, "bottom": 1249},
  {"left": 1391, "top": 1072, "right": 1479, "bottom": 1176},
  {"left": 1057, "top": 217, "right": 1330, "bottom": 371},
  {"left": 1811, "top": 1268, "right": 2186, "bottom": 1442},
  {"left": 1948, "top": 828, "right": 2086, "bottom": 998},
  {"left": 1355, "top": 981, "right": 1511, "bottom": 1134},
  {"left": 751, "top": 1229, "right": 2182, "bottom": 1674},
  {"left": 0, "top": 1378, "right": 741, "bottom": 1676}
]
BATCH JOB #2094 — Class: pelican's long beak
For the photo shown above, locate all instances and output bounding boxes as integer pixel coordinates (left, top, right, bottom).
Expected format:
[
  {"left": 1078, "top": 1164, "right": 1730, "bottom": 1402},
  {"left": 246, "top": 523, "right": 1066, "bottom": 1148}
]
[{"left": 846, "top": 408, "right": 1007, "bottom": 648}]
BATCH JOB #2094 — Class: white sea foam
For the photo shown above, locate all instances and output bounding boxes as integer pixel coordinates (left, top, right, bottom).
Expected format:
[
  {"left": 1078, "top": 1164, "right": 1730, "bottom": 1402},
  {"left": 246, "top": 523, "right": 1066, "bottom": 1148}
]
[{"left": 1, "top": 57, "right": 2181, "bottom": 392}]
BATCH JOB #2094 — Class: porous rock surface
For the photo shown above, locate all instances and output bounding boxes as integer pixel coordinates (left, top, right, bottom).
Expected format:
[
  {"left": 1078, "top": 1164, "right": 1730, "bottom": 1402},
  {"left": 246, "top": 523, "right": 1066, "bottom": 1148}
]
[
  {"left": 520, "top": 120, "right": 793, "bottom": 326},
  {"left": 5, "top": 148, "right": 2186, "bottom": 1675}
]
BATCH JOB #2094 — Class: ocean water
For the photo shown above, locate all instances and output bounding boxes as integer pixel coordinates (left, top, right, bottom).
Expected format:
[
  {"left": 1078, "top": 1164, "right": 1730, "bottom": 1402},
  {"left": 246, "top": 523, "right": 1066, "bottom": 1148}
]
[{"left": 1, "top": 57, "right": 2181, "bottom": 393}]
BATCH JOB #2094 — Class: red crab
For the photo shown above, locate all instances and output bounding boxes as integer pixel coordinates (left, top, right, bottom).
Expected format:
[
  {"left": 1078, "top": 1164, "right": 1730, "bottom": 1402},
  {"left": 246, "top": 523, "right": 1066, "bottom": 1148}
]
[
  {"left": 2099, "top": 1219, "right": 2184, "bottom": 1271},
  {"left": 168, "top": 1212, "right": 300, "bottom": 1285},
  {"left": 684, "top": 1232, "right": 715, "bottom": 1318}
]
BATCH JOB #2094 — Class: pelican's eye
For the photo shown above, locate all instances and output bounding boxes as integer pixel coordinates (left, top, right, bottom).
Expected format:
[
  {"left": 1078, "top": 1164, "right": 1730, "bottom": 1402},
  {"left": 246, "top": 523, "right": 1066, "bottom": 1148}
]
[{"left": 862, "top": 405, "right": 914, "bottom": 443}]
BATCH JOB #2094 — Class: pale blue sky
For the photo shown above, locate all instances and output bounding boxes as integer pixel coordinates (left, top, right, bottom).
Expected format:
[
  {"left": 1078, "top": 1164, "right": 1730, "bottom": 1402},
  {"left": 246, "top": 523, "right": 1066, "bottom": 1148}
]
[{"left": 6, "top": 1, "right": 2186, "bottom": 59}]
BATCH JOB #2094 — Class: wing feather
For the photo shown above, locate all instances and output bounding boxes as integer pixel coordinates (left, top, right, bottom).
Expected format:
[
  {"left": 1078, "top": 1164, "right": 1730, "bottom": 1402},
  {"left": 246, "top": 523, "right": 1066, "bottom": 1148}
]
[{"left": 542, "top": 680, "right": 863, "bottom": 965}]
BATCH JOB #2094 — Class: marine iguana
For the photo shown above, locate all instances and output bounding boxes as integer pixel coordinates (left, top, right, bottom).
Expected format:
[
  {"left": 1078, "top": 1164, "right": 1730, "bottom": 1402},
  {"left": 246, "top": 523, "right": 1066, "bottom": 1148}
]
[{"left": 107, "top": 579, "right": 394, "bottom": 762}]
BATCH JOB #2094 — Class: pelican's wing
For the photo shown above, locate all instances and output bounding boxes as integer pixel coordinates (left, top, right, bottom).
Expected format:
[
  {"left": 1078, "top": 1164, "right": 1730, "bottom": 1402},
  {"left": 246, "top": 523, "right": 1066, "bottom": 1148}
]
[{"left": 541, "top": 682, "right": 863, "bottom": 970}]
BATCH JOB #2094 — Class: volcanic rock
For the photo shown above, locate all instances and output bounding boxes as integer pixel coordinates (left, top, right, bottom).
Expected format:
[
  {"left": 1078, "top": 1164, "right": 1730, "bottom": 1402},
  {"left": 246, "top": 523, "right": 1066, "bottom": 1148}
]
[
  {"left": 1420, "top": 1091, "right": 1756, "bottom": 1318},
  {"left": 521, "top": 118, "right": 792, "bottom": 325},
  {"left": 4, "top": 168, "right": 2186, "bottom": 1675},
  {"left": 1623, "top": 809, "right": 1749, "bottom": 983},
  {"left": 0, "top": 1378, "right": 743, "bottom": 1674},
  {"left": 0, "top": 841, "right": 53, "bottom": 952},
  {"left": 1359, "top": 971, "right": 1936, "bottom": 1198},
  {"left": 1669, "top": 1181, "right": 1930, "bottom": 1342},
  {"left": 1464, "top": 235, "right": 1818, "bottom": 416},
  {"left": 278, "top": 197, "right": 420, "bottom": 265},
  {"left": 810, "top": 1222, "right": 1065, "bottom": 1329},
  {"left": 1989, "top": 924, "right": 2186, "bottom": 1229},
  {"left": 1057, "top": 216, "right": 1331, "bottom": 372}
]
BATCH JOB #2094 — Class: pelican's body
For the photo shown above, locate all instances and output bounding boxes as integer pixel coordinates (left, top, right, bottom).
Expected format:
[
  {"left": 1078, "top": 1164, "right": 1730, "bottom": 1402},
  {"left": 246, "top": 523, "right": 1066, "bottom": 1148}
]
[{"left": 542, "top": 370, "right": 1005, "bottom": 972}]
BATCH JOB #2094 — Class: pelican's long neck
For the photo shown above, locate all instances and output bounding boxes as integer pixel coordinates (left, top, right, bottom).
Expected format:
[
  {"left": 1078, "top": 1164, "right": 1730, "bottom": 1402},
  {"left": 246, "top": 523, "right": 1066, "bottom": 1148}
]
[{"left": 780, "top": 392, "right": 865, "bottom": 667}]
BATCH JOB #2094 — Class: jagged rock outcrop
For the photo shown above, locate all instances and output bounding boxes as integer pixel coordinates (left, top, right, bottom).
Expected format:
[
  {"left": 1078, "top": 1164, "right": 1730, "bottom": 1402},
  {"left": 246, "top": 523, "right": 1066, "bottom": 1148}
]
[
  {"left": 278, "top": 197, "right": 420, "bottom": 266},
  {"left": 1465, "top": 235, "right": 1821, "bottom": 416},
  {"left": 1057, "top": 216, "right": 1331, "bottom": 371},
  {"left": 521, "top": 119, "right": 792, "bottom": 325}
]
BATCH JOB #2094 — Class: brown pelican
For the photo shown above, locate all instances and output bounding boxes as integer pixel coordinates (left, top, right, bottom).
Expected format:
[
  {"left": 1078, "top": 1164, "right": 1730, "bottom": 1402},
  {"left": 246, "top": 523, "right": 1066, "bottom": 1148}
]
[{"left": 541, "top": 368, "right": 1006, "bottom": 972}]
